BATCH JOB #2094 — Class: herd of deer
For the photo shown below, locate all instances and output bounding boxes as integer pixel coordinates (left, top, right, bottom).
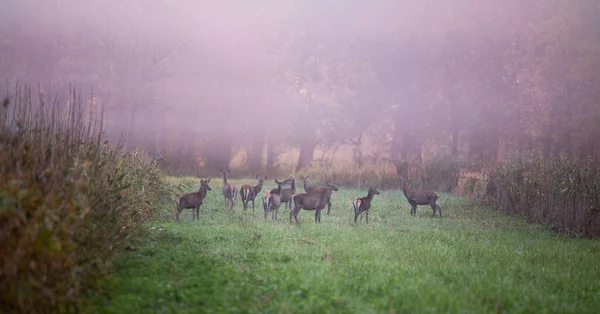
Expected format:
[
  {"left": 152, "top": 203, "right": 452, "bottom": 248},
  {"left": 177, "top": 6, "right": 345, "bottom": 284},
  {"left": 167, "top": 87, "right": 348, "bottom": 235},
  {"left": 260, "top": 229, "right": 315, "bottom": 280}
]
[{"left": 175, "top": 169, "right": 443, "bottom": 223}]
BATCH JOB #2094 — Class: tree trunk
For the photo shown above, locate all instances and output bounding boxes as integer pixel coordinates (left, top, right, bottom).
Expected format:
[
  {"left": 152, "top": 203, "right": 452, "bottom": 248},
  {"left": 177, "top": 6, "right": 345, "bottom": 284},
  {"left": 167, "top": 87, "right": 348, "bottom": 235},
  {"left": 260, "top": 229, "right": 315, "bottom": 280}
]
[
  {"left": 266, "top": 138, "right": 278, "bottom": 175},
  {"left": 296, "top": 139, "right": 316, "bottom": 172},
  {"left": 204, "top": 134, "right": 232, "bottom": 175},
  {"left": 124, "top": 103, "right": 138, "bottom": 151},
  {"left": 451, "top": 128, "right": 459, "bottom": 158},
  {"left": 248, "top": 129, "right": 265, "bottom": 174}
]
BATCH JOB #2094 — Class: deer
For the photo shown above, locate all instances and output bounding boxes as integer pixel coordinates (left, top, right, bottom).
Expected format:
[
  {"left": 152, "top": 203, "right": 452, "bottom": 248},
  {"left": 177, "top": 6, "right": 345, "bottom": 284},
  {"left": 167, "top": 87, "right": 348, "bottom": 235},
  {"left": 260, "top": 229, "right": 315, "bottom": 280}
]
[
  {"left": 240, "top": 175, "right": 267, "bottom": 211},
  {"left": 400, "top": 178, "right": 442, "bottom": 217},
  {"left": 262, "top": 177, "right": 294, "bottom": 220},
  {"left": 175, "top": 176, "right": 211, "bottom": 222},
  {"left": 353, "top": 187, "right": 381, "bottom": 224},
  {"left": 299, "top": 174, "right": 336, "bottom": 215},
  {"left": 266, "top": 175, "right": 296, "bottom": 210},
  {"left": 219, "top": 168, "right": 237, "bottom": 210},
  {"left": 289, "top": 182, "right": 339, "bottom": 223}
]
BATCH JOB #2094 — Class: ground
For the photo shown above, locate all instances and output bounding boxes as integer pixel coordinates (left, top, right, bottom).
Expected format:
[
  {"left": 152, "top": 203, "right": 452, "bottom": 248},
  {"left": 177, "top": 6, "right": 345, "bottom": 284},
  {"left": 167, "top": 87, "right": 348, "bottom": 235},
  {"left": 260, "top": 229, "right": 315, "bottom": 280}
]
[{"left": 85, "top": 177, "right": 600, "bottom": 314}]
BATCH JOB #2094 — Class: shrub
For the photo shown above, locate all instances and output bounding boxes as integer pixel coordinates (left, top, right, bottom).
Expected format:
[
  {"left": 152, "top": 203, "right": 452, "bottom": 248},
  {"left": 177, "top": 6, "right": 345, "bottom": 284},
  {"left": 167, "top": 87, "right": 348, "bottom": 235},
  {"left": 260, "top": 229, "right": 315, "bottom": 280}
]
[
  {"left": 485, "top": 151, "right": 600, "bottom": 237},
  {"left": 0, "top": 87, "right": 164, "bottom": 312},
  {"left": 421, "top": 154, "right": 461, "bottom": 192},
  {"left": 301, "top": 162, "right": 400, "bottom": 190}
]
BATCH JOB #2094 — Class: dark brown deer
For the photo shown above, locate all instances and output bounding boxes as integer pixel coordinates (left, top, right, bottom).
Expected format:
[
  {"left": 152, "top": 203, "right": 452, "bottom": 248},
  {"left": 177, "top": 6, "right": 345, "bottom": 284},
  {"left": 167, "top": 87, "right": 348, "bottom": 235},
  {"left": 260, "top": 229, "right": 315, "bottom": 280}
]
[
  {"left": 266, "top": 175, "right": 295, "bottom": 210},
  {"left": 175, "top": 176, "right": 211, "bottom": 222},
  {"left": 219, "top": 168, "right": 237, "bottom": 209},
  {"left": 299, "top": 174, "right": 336, "bottom": 215},
  {"left": 400, "top": 178, "right": 442, "bottom": 217},
  {"left": 353, "top": 187, "right": 381, "bottom": 224},
  {"left": 290, "top": 182, "right": 339, "bottom": 223},
  {"left": 262, "top": 177, "right": 293, "bottom": 220},
  {"left": 240, "top": 175, "right": 267, "bottom": 211}
]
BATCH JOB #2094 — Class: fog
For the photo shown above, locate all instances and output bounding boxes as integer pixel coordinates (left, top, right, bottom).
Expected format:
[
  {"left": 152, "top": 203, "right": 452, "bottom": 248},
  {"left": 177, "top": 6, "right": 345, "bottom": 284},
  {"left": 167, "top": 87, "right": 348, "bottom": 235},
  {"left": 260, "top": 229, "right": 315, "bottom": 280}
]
[{"left": 1, "top": 0, "right": 599, "bottom": 175}]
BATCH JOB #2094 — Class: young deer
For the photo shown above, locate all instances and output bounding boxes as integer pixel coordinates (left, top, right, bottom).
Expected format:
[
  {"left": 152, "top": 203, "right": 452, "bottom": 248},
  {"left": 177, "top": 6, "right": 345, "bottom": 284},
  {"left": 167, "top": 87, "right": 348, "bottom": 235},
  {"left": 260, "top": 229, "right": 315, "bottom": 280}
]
[
  {"left": 240, "top": 175, "right": 267, "bottom": 211},
  {"left": 299, "top": 174, "right": 335, "bottom": 215},
  {"left": 400, "top": 178, "right": 442, "bottom": 217},
  {"left": 262, "top": 177, "right": 293, "bottom": 220},
  {"left": 290, "top": 183, "right": 339, "bottom": 223},
  {"left": 219, "top": 168, "right": 237, "bottom": 210},
  {"left": 353, "top": 187, "right": 381, "bottom": 224},
  {"left": 175, "top": 177, "right": 211, "bottom": 222},
  {"left": 266, "top": 175, "right": 295, "bottom": 210}
]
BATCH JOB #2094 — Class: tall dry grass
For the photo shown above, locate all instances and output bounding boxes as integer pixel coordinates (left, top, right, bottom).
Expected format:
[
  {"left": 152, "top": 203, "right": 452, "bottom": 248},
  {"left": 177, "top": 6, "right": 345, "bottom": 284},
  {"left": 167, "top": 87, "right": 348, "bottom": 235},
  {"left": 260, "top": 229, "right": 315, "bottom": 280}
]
[
  {"left": 0, "top": 86, "right": 164, "bottom": 313},
  {"left": 485, "top": 152, "right": 600, "bottom": 237}
]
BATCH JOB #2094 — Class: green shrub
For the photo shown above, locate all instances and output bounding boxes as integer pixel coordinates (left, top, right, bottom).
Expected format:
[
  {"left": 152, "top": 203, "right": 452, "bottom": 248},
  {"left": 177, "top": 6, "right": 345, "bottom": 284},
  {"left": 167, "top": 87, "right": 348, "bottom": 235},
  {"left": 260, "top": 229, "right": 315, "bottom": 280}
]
[
  {"left": 0, "top": 87, "right": 164, "bottom": 313},
  {"left": 485, "top": 151, "right": 600, "bottom": 237}
]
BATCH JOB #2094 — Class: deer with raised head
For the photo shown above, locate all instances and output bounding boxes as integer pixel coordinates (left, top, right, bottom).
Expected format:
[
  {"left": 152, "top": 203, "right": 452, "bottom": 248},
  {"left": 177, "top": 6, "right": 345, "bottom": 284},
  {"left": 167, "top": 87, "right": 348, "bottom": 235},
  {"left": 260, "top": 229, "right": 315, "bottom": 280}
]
[
  {"left": 299, "top": 174, "right": 336, "bottom": 215},
  {"left": 219, "top": 168, "right": 237, "bottom": 209},
  {"left": 240, "top": 175, "right": 267, "bottom": 211},
  {"left": 262, "top": 177, "right": 294, "bottom": 220},
  {"left": 266, "top": 175, "right": 295, "bottom": 210},
  {"left": 175, "top": 176, "right": 211, "bottom": 222},
  {"left": 400, "top": 178, "right": 442, "bottom": 217},
  {"left": 290, "top": 182, "right": 339, "bottom": 223},
  {"left": 353, "top": 187, "right": 381, "bottom": 224}
]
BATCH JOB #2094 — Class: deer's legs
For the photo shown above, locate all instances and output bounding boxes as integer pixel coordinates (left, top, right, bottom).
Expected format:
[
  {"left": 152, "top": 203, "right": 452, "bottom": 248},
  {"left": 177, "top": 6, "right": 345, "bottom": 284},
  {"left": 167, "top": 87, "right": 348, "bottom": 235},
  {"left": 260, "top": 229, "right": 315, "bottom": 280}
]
[
  {"left": 195, "top": 207, "right": 200, "bottom": 221},
  {"left": 326, "top": 200, "right": 332, "bottom": 215},
  {"left": 366, "top": 211, "right": 369, "bottom": 224},
  {"left": 252, "top": 199, "right": 255, "bottom": 211}
]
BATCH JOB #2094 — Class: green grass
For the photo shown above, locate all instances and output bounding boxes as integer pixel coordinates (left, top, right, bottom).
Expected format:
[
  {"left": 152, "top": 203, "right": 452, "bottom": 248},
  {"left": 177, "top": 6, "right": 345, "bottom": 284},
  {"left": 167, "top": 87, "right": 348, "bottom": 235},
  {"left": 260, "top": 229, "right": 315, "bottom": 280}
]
[{"left": 86, "top": 176, "right": 600, "bottom": 313}]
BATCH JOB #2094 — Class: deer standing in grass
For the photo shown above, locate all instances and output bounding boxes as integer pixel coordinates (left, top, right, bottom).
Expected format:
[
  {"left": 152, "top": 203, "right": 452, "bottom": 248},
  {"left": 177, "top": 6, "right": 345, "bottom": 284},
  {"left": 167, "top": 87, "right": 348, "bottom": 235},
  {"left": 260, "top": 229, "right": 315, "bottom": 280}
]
[
  {"left": 262, "top": 177, "right": 293, "bottom": 220},
  {"left": 175, "top": 176, "right": 211, "bottom": 222},
  {"left": 400, "top": 178, "right": 442, "bottom": 217},
  {"left": 299, "top": 174, "right": 335, "bottom": 215},
  {"left": 290, "top": 182, "right": 339, "bottom": 223},
  {"left": 240, "top": 175, "right": 267, "bottom": 211},
  {"left": 219, "top": 168, "right": 237, "bottom": 210},
  {"left": 353, "top": 187, "right": 381, "bottom": 224},
  {"left": 267, "top": 175, "right": 295, "bottom": 210}
]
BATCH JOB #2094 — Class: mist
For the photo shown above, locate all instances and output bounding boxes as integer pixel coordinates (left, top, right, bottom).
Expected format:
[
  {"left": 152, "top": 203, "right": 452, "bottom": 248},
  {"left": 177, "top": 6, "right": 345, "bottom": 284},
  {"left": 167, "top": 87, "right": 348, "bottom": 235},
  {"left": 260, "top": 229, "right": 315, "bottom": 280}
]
[{"left": 1, "top": 0, "right": 599, "bottom": 176}]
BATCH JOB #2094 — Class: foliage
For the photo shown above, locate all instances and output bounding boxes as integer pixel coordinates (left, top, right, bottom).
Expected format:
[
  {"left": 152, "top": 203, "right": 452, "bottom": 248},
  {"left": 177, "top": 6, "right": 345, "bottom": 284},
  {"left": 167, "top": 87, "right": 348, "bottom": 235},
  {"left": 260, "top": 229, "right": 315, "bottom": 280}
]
[
  {"left": 421, "top": 155, "right": 461, "bottom": 192},
  {"left": 87, "top": 182, "right": 600, "bottom": 313},
  {"left": 486, "top": 152, "right": 600, "bottom": 237},
  {"left": 0, "top": 87, "right": 164, "bottom": 313}
]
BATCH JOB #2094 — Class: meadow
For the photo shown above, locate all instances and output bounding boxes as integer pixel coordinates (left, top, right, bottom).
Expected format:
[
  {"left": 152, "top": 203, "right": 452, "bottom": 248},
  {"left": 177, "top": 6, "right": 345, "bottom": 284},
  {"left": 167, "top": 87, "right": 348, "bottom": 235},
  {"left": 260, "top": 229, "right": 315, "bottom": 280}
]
[{"left": 86, "top": 176, "right": 600, "bottom": 314}]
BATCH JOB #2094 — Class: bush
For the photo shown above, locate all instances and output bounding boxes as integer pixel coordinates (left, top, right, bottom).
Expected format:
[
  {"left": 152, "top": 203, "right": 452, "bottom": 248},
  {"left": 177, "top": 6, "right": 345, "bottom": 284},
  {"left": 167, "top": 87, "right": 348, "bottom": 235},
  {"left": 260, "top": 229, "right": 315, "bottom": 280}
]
[
  {"left": 421, "top": 154, "right": 461, "bottom": 192},
  {"left": 301, "top": 162, "right": 400, "bottom": 190},
  {"left": 485, "top": 151, "right": 600, "bottom": 237},
  {"left": 0, "top": 87, "right": 164, "bottom": 312}
]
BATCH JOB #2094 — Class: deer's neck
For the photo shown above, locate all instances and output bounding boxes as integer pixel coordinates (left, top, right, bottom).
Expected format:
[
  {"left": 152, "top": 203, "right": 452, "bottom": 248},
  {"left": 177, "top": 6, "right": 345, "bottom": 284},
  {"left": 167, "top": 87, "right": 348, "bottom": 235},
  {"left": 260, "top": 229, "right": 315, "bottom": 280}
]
[
  {"left": 254, "top": 182, "right": 263, "bottom": 193},
  {"left": 221, "top": 174, "right": 228, "bottom": 185},
  {"left": 366, "top": 191, "right": 375, "bottom": 201},
  {"left": 275, "top": 183, "right": 282, "bottom": 194},
  {"left": 290, "top": 180, "right": 295, "bottom": 190},
  {"left": 402, "top": 186, "right": 411, "bottom": 198},
  {"left": 303, "top": 180, "right": 310, "bottom": 192}
]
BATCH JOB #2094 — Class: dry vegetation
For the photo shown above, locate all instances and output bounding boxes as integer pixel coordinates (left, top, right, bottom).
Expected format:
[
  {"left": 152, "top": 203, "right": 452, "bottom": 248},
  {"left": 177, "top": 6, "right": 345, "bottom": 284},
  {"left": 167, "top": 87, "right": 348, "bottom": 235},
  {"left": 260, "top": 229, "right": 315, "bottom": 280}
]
[{"left": 0, "top": 87, "right": 166, "bottom": 313}]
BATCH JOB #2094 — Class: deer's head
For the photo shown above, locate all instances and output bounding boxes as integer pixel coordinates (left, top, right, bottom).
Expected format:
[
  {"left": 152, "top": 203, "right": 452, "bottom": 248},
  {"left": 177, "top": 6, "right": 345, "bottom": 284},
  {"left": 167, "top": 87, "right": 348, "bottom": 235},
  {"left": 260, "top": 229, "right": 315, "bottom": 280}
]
[
  {"left": 368, "top": 187, "right": 380, "bottom": 195},
  {"left": 200, "top": 178, "right": 212, "bottom": 191}
]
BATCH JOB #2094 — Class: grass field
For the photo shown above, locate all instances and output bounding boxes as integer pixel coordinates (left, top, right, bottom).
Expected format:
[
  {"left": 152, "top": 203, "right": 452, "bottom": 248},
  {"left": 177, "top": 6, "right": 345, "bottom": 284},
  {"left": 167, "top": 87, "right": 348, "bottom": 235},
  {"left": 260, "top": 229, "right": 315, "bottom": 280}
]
[{"left": 86, "top": 177, "right": 600, "bottom": 313}]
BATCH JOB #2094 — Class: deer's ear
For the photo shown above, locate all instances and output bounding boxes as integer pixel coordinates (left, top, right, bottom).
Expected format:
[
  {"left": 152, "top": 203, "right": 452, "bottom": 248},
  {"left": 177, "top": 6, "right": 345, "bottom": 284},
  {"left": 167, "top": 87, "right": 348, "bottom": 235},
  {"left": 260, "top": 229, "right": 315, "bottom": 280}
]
[
  {"left": 207, "top": 178, "right": 211, "bottom": 183},
  {"left": 227, "top": 168, "right": 231, "bottom": 173},
  {"left": 264, "top": 176, "right": 268, "bottom": 180}
]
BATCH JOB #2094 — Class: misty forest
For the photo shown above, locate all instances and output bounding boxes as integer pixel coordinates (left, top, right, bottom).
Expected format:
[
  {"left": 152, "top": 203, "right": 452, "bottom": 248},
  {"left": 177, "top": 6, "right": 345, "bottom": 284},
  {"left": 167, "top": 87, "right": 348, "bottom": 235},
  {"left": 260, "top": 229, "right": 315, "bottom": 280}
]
[{"left": 1, "top": 0, "right": 600, "bottom": 313}]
